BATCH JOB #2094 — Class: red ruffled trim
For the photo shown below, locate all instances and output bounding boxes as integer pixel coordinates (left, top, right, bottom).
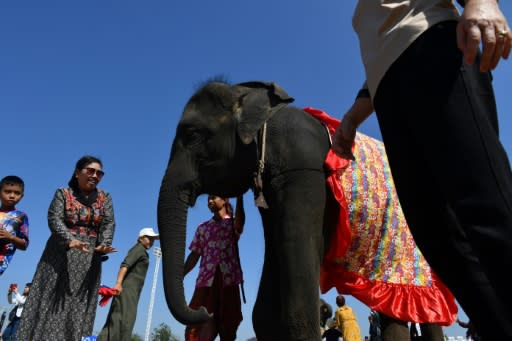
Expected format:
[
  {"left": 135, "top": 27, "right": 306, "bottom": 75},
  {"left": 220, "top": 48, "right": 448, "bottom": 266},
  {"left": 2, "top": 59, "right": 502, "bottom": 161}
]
[
  {"left": 320, "top": 265, "right": 457, "bottom": 325},
  {"left": 304, "top": 107, "right": 457, "bottom": 325}
]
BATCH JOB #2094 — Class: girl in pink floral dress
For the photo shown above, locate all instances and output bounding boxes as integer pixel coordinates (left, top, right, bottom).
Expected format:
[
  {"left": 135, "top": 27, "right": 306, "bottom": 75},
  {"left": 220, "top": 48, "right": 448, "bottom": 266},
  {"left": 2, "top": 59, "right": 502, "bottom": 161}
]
[{"left": 184, "top": 195, "right": 244, "bottom": 341}]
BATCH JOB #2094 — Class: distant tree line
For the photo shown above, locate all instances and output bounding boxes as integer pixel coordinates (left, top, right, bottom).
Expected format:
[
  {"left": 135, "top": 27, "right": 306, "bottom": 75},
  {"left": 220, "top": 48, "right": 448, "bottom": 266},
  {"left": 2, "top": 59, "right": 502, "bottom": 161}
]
[{"left": 131, "top": 323, "right": 179, "bottom": 341}]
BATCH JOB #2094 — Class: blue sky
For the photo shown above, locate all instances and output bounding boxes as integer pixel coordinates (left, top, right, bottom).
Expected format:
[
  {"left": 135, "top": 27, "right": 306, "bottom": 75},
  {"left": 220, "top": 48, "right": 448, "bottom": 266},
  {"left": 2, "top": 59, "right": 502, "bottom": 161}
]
[{"left": 1, "top": 1, "right": 511, "bottom": 340}]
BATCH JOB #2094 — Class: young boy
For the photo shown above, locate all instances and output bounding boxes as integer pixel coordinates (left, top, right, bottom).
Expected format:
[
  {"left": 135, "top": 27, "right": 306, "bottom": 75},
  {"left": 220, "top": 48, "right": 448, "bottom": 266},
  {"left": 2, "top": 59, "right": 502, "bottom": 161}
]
[{"left": 0, "top": 176, "right": 29, "bottom": 275}]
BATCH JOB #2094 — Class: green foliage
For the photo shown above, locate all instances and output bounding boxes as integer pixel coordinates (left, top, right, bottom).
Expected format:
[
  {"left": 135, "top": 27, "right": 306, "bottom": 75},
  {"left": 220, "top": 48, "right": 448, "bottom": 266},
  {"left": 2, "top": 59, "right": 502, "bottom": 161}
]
[
  {"left": 132, "top": 333, "right": 144, "bottom": 341},
  {"left": 150, "top": 323, "right": 180, "bottom": 341}
]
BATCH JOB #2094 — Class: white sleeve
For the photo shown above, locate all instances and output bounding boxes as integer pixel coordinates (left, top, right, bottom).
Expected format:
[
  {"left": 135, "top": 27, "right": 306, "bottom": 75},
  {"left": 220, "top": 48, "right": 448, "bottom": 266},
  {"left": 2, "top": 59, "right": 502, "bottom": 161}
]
[
  {"left": 9, "top": 292, "right": 25, "bottom": 305},
  {"left": 7, "top": 291, "right": 15, "bottom": 304},
  {"left": 16, "top": 292, "right": 26, "bottom": 304}
]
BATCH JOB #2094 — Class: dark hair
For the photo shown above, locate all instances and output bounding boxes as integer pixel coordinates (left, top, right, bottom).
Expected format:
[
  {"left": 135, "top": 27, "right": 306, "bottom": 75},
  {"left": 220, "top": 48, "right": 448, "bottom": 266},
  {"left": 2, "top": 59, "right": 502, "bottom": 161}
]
[
  {"left": 225, "top": 199, "right": 233, "bottom": 218},
  {"left": 336, "top": 295, "right": 345, "bottom": 307},
  {"left": 0, "top": 175, "right": 25, "bottom": 191},
  {"left": 68, "top": 155, "right": 103, "bottom": 189}
]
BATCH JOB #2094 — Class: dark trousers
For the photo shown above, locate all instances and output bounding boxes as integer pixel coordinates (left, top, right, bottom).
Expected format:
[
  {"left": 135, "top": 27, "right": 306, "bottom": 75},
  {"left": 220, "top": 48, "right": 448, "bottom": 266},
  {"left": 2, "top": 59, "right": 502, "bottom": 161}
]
[
  {"left": 373, "top": 21, "right": 512, "bottom": 340},
  {"left": 3, "top": 318, "right": 20, "bottom": 341},
  {"left": 185, "top": 268, "right": 242, "bottom": 341}
]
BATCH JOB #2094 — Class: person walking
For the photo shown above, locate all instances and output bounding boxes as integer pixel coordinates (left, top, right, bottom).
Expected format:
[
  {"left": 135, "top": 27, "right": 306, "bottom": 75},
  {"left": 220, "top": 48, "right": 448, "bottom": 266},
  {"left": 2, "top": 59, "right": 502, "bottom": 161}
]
[
  {"left": 332, "top": 1, "right": 512, "bottom": 339},
  {"left": 97, "top": 227, "right": 159, "bottom": 341}
]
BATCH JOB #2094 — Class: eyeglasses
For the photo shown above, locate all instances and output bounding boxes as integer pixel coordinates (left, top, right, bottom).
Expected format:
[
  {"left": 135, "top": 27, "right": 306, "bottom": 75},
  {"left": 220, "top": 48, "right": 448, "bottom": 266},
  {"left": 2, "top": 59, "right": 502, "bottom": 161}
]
[{"left": 83, "top": 167, "right": 105, "bottom": 179}]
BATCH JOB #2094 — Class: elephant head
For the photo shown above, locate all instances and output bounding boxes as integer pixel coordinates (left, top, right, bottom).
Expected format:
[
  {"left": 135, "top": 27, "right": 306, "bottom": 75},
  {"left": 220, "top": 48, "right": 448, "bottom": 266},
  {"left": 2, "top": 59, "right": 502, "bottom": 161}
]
[{"left": 157, "top": 81, "right": 294, "bottom": 324}]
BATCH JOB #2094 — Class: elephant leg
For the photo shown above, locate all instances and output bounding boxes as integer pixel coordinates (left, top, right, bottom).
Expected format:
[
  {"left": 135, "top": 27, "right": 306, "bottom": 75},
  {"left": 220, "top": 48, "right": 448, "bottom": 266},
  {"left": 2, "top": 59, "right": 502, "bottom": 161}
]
[
  {"left": 253, "top": 209, "right": 281, "bottom": 340},
  {"left": 380, "top": 314, "right": 410, "bottom": 341},
  {"left": 272, "top": 170, "right": 326, "bottom": 340},
  {"left": 419, "top": 323, "right": 444, "bottom": 341}
]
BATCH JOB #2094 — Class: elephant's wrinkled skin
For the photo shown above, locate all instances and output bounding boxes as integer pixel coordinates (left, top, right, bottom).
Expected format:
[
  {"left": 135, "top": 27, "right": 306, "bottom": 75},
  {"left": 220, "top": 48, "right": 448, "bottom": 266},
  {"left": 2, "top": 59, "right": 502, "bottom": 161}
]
[{"left": 157, "top": 81, "right": 337, "bottom": 341}]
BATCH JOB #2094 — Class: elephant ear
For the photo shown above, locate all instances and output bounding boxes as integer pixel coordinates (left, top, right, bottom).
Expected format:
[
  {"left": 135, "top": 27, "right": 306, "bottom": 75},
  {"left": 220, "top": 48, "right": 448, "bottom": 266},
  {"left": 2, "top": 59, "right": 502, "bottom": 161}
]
[{"left": 233, "top": 81, "right": 294, "bottom": 144}]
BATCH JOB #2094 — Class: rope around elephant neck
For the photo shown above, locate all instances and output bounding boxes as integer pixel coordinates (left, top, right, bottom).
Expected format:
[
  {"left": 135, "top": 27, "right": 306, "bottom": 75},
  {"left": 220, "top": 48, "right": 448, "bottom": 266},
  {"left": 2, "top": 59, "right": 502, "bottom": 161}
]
[
  {"left": 254, "top": 122, "right": 268, "bottom": 209},
  {"left": 253, "top": 102, "right": 292, "bottom": 209}
]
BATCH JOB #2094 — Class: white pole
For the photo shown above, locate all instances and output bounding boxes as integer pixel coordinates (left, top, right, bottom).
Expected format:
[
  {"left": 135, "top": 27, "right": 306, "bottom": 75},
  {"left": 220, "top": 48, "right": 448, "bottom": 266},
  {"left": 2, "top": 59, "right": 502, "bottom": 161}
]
[{"left": 144, "top": 246, "right": 162, "bottom": 341}]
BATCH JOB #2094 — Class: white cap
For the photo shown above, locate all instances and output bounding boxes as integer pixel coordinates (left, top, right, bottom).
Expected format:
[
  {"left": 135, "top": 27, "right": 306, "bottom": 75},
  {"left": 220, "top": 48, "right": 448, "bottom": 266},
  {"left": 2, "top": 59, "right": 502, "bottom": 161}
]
[{"left": 138, "top": 227, "right": 159, "bottom": 239}]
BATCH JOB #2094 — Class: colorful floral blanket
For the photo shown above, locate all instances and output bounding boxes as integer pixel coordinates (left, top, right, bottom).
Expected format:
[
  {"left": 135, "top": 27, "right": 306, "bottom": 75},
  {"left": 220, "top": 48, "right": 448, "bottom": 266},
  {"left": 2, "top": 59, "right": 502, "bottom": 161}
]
[{"left": 304, "top": 107, "right": 457, "bottom": 325}]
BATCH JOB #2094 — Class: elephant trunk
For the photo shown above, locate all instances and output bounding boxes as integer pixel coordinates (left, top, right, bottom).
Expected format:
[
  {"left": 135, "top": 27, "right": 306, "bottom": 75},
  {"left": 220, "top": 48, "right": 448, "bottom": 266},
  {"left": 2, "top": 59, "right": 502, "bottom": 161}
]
[{"left": 157, "top": 177, "right": 210, "bottom": 325}]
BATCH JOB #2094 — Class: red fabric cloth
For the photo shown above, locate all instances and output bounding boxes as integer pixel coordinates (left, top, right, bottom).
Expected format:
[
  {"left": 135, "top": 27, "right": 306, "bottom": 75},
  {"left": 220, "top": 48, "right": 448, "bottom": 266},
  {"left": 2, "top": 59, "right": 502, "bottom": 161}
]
[
  {"left": 98, "top": 285, "right": 118, "bottom": 307},
  {"left": 304, "top": 107, "right": 457, "bottom": 325}
]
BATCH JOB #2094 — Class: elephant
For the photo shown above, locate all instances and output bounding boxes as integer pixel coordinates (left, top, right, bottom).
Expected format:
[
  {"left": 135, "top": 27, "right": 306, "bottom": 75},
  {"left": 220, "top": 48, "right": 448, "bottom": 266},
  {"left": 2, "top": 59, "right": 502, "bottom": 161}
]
[
  {"left": 157, "top": 80, "right": 339, "bottom": 341},
  {"left": 320, "top": 298, "right": 333, "bottom": 333}
]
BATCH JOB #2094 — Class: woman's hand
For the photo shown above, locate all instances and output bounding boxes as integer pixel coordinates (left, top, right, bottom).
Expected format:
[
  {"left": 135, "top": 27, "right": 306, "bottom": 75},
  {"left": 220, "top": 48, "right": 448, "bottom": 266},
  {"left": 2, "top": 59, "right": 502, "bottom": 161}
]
[
  {"left": 68, "top": 239, "right": 90, "bottom": 252},
  {"left": 94, "top": 245, "right": 118, "bottom": 254}
]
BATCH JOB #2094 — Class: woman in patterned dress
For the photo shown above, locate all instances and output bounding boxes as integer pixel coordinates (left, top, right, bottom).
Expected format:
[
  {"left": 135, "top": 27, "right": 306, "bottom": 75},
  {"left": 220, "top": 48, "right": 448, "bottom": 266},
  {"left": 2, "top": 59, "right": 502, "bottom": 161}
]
[{"left": 17, "top": 155, "right": 117, "bottom": 341}]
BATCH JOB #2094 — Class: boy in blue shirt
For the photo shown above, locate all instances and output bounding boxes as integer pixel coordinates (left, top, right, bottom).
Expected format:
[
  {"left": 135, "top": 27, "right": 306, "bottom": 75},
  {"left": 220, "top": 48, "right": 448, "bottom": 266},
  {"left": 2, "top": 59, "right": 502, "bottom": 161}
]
[{"left": 0, "top": 176, "right": 29, "bottom": 275}]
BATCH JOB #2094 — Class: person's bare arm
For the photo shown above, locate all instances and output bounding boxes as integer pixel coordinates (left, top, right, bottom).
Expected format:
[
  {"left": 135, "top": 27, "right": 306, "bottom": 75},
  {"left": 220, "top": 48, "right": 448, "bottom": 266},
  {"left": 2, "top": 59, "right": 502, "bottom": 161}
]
[
  {"left": 0, "top": 229, "right": 27, "bottom": 250},
  {"left": 332, "top": 88, "right": 374, "bottom": 160},
  {"left": 457, "top": 0, "right": 511, "bottom": 71},
  {"left": 184, "top": 251, "right": 200, "bottom": 276},
  {"left": 113, "top": 266, "right": 128, "bottom": 294}
]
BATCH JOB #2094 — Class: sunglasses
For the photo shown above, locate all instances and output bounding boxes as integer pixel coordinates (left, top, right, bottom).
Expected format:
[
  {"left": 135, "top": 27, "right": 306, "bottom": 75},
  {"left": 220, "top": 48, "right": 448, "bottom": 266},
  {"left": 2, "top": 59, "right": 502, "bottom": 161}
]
[{"left": 83, "top": 167, "right": 105, "bottom": 179}]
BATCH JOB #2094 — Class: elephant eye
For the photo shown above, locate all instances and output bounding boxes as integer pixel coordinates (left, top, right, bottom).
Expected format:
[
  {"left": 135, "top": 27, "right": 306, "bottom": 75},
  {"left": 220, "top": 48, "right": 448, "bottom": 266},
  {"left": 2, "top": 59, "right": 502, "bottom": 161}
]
[{"left": 182, "top": 129, "right": 204, "bottom": 147}]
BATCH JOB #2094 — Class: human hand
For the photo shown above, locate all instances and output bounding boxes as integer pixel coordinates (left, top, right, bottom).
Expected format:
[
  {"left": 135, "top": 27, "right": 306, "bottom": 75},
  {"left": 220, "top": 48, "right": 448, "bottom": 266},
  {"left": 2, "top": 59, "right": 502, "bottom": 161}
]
[
  {"left": 457, "top": 0, "right": 511, "bottom": 71},
  {"left": 68, "top": 239, "right": 90, "bottom": 252},
  {"left": 0, "top": 229, "right": 13, "bottom": 241},
  {"left": 332, "top": 116, "right": 357, "bottom": 160},
  {"left": 94, "top": 245, "right": 118, "bottom": 254},
  {"left": 113, "top": 283, "right": 123, "bottom": 295},
  {"left": 8, "top": 284, "right": 18, "bottom": 293}
]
